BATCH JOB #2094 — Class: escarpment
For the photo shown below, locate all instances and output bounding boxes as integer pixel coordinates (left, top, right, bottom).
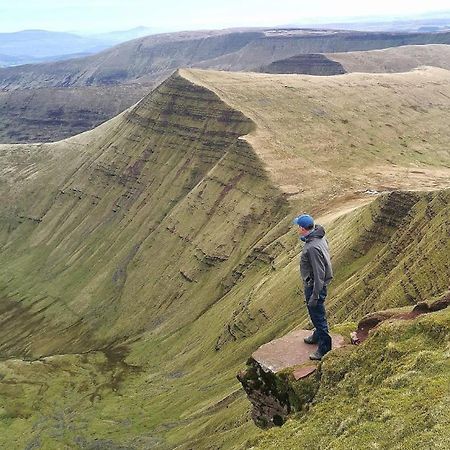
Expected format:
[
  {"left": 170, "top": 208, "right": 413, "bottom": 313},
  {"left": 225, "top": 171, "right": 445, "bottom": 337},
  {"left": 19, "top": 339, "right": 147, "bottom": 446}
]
[
  {"left": 0, "top": 71, "right": 289, "bottom": 358},
  {"left": 0, "top": 68, "right": 449, "bottom": 449},
  {"left": 257, "top": 45, "right": 450, "bottom": 76},
  {"left": 327, "top": 189, "right": 450, "bottom": 322}
]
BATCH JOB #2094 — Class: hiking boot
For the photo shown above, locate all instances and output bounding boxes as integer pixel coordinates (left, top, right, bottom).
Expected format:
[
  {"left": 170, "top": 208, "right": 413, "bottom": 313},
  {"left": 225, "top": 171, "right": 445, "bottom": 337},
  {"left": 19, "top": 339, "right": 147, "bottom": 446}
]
[
  {"left": 309, "top": 350, "right": 324, "bottom": 361},
  {"left": 303, "top": 334, "right": 317, "bottom": 345}
]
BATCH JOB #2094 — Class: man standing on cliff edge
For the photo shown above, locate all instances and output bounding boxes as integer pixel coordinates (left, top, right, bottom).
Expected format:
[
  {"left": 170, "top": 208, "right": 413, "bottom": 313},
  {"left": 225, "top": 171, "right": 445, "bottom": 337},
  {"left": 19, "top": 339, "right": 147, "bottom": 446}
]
[{"left": 294, "top": 214, "right": 333, "bottom": 361}]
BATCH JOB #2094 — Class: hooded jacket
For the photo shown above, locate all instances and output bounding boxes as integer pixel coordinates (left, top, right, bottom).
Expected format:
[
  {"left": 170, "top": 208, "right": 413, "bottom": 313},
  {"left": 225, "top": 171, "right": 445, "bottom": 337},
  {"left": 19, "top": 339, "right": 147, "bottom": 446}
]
[{"left": 300, "top": 225, "right": 333, "bottom": 299}]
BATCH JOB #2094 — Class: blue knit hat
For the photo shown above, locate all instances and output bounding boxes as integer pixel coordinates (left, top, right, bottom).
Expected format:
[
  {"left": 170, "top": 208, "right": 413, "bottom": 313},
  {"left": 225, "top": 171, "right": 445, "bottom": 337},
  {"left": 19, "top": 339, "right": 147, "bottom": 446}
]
[{"left": 293, "top": 214, "right": 314, "bottom": 229}]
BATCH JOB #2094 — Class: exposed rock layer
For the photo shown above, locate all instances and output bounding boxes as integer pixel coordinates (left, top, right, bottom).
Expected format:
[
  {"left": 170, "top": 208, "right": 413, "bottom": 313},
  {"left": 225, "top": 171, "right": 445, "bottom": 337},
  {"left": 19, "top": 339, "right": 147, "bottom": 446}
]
[{"left": 258, "top": 54, "right": 346, "bottom": 75}]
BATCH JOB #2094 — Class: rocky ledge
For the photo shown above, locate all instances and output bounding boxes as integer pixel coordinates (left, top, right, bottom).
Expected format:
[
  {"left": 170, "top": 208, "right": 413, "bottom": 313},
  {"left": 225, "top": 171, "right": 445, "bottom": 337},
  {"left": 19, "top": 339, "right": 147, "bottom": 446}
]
[
  {"left": 238, "top": 292, "right": 450, "bottom": 429},
  {"left": 237, "top": 329, "right": 345, "bottom": 428}
]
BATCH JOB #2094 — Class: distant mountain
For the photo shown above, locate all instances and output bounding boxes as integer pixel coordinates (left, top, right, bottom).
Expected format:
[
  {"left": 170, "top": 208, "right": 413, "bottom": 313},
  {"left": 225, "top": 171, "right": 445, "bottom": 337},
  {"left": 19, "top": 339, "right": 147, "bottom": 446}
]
[
  {"left": 0, "top": 51, "right": 93, "bottom": 67},
  {"left": 291, "top": 11, "right": 450, "bottom": 32},
  {"left": 0, "top": 27, "right": 160, "bottom": 67},
  {"left": 1, "top": 28, "right": 450, "bottom": 144},
  {"left": 3, "top": 28, "right": 450, "bottom": 90},
  {"left": 0, "top": 30, "right": 107, "bottom": 61},
  {"left": 86, "top": 26, "right": 160, "bottom": 45}
]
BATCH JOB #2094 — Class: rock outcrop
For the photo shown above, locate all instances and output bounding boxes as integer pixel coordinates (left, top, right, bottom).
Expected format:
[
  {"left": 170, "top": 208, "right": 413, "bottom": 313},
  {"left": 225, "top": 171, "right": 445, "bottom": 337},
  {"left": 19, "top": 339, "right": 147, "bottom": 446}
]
[
  {"left": 353, "top": 291, "right": 450, "bottom": 343},
  {"left": 238, "top": 329, "right": 345, "bottom": 427}
]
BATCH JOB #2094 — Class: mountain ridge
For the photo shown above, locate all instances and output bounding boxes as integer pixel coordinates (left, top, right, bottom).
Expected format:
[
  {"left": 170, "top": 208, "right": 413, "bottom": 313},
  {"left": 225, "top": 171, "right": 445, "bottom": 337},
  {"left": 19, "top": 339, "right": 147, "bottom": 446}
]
[
  {"left": 2, "top": 30, "right": 450, "bottom": 144},
  {"left": 0, "top": 67, "right": 449, "bottom": 448}
]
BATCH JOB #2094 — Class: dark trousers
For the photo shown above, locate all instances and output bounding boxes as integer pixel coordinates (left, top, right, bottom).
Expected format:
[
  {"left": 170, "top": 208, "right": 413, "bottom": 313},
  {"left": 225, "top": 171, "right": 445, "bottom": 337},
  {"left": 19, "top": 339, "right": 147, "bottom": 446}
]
[{"left": 304, "top": 285, "right": 332, "bottom": 356}]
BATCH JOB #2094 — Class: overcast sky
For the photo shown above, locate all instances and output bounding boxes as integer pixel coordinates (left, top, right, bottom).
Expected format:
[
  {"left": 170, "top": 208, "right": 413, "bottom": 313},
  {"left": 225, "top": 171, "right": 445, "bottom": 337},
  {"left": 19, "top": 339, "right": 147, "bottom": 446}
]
[{"left": 1, "top": 0, "right": 449, "bottom": 33}]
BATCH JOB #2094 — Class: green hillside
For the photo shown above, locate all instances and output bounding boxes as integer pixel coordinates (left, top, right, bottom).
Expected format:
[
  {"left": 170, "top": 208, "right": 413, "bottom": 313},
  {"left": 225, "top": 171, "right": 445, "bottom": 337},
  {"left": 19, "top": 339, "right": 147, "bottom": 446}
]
[
  {"left": 0, "top": 68, "right": 449, "bottom": 448},
  {"left": 252, "top": 301, "right": 450, "bottom": 449}
]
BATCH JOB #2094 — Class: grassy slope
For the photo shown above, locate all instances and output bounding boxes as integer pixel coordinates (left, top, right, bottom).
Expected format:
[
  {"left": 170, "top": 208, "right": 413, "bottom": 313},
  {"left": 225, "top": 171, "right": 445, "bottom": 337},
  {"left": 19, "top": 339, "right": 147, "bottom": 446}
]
[
  {"left": 0, "top": 69, "right": 449, "bottom": 449},
  {"left": 252, "top": 305, "right": 450, "bottom": 450},
  {"left": 258, "top": 44, "right": 450, "bottom": 76},
  {"left": 184, "top": 67, "right": 450, "bottom": 206},
  {"left": 327, "top": 43, "right": 450, "bottom": 73}
]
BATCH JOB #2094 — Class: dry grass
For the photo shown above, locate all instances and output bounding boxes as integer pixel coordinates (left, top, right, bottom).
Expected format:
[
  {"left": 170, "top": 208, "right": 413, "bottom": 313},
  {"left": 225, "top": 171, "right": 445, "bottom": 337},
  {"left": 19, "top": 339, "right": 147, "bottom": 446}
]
[
  {"left": 327, "top": 44, "right": 450, "bottom": 73},
  {"left": 183, "top": 67, "right": 450, "bottom": 214}
]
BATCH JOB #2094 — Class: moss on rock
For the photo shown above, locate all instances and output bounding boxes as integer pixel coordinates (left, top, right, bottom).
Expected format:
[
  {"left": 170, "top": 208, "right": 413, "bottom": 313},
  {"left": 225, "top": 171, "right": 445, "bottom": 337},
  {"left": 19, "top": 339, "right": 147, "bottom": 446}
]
[{"left": 251, "top": 306, "right": 450, "bottom": 449}]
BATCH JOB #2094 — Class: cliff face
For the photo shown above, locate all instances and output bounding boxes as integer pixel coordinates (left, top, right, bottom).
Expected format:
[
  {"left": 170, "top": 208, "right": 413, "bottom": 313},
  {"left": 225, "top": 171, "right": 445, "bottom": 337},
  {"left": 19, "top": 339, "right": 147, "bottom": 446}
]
[
  {"left": 0, "top": 72, "right": 289, "bottom": 358},
  {"left": 0, "top": 84, "right": 150, "bottom": 143},
  {"left": 327, "top": 190, "right": 450, "bottom": 321},
  {"left": 257, "top": 44, "right": 450, "bottom": 76}
]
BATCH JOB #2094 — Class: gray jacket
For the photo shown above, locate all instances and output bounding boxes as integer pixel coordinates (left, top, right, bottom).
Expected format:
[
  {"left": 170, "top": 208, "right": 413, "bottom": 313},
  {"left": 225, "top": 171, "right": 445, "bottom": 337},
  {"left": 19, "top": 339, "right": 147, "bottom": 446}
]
[{"left": 300, "top": 225, "right": 333, "bottom": 299}]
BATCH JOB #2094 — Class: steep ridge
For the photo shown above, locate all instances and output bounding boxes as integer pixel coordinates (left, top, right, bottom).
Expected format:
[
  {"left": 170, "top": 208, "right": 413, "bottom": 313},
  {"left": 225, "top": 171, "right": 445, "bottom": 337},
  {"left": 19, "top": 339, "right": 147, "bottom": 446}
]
[
  {"left": 0, "top": 69, "right": 449, "bottom": 448},
  {"left": 327, "top": 190, "right": 450, "bottom": 321},
  {"left": 0, "top": 71, "right": 289, "bottom": 358},
  {"left": 186, "top": 67, "right": 450, "bottom": 207}
]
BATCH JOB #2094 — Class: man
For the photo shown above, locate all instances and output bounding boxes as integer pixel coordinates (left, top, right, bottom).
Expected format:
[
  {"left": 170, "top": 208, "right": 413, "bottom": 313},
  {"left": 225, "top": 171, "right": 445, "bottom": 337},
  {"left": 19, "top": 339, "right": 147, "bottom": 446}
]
[{"left": 294, "top": 214, "right": 333, "bottom": 361}]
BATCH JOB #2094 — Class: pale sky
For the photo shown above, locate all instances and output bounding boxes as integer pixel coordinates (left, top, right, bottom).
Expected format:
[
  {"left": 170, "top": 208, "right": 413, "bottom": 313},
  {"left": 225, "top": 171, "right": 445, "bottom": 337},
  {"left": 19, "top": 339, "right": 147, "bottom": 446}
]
[{"left": 1, "top": 0, "right": 449, "bottom": 33}]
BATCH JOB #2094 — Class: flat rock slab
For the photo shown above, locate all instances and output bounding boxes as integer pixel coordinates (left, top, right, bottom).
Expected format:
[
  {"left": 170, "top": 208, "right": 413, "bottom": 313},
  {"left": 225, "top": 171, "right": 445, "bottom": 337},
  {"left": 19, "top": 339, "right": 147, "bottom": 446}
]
[{"left": 252, "top": 329, "right": 345, "bottom": 374}]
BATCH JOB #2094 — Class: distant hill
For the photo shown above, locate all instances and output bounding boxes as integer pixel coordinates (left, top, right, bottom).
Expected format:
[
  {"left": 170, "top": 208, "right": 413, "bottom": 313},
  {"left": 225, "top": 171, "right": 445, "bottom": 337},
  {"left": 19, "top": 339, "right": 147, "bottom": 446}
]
[
  {"left": 86, "top": 26, "right": 160, "bottom": 45},
  {"left": 258, "top": 44, "right": 450, "bottom": 75},
  {"left": 291, "top": 10, "right": 450, "bottom": 32},
  {"left": 0, "top": 27, "right": 160, "bottom": 67},
  {"left": 2, "top": 29, "right": 450, "bottom": 89},
  {"left": 0, "top": 51, "right": 94, "bottom": 67},
  {"left": 1, "top": 28, "right": 450, "bottom": 144},
  {"left": 0, "top": 30, "right": 108, "bottom": 64},
  {"left": 0, "top": 29, "right": 265, "bottom": 89}
]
